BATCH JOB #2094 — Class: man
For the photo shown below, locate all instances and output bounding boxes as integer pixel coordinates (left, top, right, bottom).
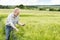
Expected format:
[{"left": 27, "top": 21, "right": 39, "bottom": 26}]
[{"left": 6, "top": 8, "right": 25, "bottom": 40}]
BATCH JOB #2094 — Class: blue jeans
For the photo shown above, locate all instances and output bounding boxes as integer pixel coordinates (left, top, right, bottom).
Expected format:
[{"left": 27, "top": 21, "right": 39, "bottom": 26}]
[{"left": 5, "top": 25, "right": 16, "bottom": 40}]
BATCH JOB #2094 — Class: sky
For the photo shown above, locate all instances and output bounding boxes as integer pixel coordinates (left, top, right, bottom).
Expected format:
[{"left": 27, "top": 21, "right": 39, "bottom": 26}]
[{"left": 0, "top": 0, "right": 60, "bottom": 5}]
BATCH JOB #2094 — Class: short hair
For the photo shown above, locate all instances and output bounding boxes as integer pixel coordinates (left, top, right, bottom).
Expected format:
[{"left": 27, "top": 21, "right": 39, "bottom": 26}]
[
  {"left": 14, "top": 8, "right": 20, "bottom": 12},
  {"left": 15, "top": 7, "right": 20, "bottom": 10}
]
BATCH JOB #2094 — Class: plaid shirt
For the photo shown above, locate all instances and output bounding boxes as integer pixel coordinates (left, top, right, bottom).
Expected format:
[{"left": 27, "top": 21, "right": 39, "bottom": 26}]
[{"left": 6, "top": 13, "right": 19, "bottom": 26}]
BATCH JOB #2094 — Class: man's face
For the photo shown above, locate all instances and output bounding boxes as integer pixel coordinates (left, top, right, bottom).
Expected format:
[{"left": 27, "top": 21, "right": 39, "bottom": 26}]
[{"left": 14, "top": 9, "right": 20, "bottom": 17}]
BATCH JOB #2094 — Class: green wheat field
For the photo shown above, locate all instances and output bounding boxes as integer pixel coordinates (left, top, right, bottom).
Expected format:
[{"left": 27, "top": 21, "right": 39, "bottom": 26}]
[{"left": 0, "top": 9, "right": 60, "bottom": 40}]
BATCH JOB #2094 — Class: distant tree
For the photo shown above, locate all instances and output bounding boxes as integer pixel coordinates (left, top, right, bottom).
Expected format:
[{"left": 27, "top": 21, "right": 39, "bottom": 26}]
[
  {"left": 39, "top": 8, "right": 46, "bottom": 11},
  {"left": 58, "top": 8, "right": 60, "bottom": 11},
  {"left": 0, "top": 5, "right": 3, "bottom": 8},
  {"left": 25, "top": 6, "right": 37, "bottom": 10},
  {"left": 49, "top": 8, "right": 55, "bottom": 11},
  {"left": 16, "top": 4, "right": 24, "bottom": 9}
]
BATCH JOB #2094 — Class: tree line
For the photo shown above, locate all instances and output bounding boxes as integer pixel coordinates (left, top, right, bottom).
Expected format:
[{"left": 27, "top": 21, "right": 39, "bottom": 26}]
[
  {"left": 0, "top": 4, "right": 60, "bottom": 11},
  {"left": 0, "top": 4, "right": 37, "bottom": 9}
]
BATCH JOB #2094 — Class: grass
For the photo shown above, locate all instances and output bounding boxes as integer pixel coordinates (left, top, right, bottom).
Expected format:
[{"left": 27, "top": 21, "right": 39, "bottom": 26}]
[{"left": 0, "top": 9, "right": 60, "bottom": 40}]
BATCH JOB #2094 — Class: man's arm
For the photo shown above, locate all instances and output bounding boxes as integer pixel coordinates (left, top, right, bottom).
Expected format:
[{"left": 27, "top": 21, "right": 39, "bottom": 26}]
[
  {"left": 8, "top": 15, "right": 19, "bottom": 31},
  {"left": 18, "top": 22, "right": 25, "bottom": 26},
  {"left": 10, "top": 22, "right": 19, "bottom": 31},
  {"left": 17, "top": 17, "right": 25, "bottom": 26}
]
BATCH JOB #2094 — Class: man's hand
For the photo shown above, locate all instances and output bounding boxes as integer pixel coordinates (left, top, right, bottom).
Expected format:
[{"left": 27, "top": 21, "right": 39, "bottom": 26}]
[
  {"left": 18, "top": 22, "right": 25, "bottom": 26},
  {"left": 21, "top": 23, "right": 25, "bottom": 26},
  {"left": 10, "top": 22, "right": 19, "bottom": 32},
  {"left": 16, "top": 28, "right": 19, "bottom": 32}
]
